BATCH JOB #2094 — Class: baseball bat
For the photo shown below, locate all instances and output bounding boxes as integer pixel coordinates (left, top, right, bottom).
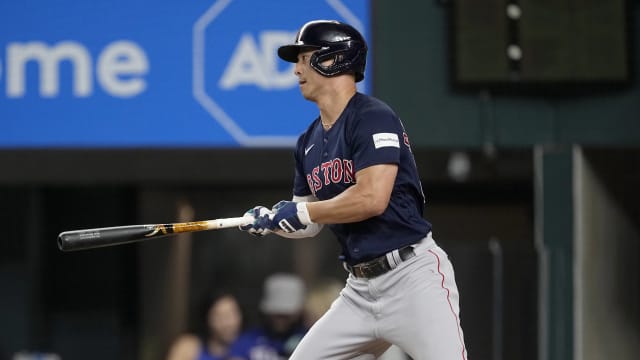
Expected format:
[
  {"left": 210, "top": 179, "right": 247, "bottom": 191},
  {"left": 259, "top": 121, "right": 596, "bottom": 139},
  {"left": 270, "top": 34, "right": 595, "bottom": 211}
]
[{"left": 58, "top": 216, "right": 254, "bottom": 252}]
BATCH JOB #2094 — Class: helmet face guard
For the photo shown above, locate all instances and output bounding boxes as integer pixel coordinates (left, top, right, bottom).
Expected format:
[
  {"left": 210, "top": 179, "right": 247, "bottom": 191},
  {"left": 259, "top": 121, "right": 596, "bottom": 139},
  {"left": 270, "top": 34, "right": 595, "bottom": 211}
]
[{"left": 278, "top": 20, "right": 367, "bottom": 82}]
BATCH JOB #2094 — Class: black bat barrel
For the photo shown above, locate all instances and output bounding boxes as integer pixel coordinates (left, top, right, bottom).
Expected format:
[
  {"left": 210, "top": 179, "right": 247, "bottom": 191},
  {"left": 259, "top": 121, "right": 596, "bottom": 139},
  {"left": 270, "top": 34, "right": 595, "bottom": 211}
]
[{"left": 58, "top": 225, "right": 163, "bottom": 251}]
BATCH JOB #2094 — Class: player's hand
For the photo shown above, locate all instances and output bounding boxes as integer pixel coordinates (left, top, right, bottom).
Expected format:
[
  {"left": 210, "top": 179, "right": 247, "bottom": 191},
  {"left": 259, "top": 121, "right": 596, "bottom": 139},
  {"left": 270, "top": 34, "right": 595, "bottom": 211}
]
[
  {"left": 270, "top": 201, "right": 313, "bottom": 233},
  {"left": 239, "top": 206, "right": 274, "bottom": 236}
]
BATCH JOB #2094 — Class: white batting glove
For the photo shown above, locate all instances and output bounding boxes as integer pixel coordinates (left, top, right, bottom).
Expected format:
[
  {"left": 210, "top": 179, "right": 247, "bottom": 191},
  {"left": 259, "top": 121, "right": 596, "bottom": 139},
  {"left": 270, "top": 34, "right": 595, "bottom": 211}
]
[{"left": 239, "top": 206, "right": 274, "bottom": 236}]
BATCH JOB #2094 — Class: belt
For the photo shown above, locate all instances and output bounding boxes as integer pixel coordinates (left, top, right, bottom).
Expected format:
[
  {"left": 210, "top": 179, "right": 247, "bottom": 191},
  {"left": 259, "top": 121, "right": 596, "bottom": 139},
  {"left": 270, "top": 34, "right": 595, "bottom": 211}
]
[{"left": 345, "top": 245, "right": 416, "bottom": 279}]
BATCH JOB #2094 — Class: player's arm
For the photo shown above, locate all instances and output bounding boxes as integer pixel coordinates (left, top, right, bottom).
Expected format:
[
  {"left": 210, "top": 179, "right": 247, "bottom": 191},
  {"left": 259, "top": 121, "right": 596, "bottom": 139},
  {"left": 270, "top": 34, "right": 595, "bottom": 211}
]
[
  {"left": 269, "top": 163, "right": 398, "bottom": 233},
  {"left": 307, "top": 163, "right": 397, "bottom": 223}
]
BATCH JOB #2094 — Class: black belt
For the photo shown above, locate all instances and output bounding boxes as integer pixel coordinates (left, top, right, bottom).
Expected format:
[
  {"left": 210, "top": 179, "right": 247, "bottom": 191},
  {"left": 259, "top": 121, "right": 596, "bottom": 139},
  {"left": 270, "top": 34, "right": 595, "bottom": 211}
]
[{"left": 346, "top": 245, "right": 416, "bottom": 279}]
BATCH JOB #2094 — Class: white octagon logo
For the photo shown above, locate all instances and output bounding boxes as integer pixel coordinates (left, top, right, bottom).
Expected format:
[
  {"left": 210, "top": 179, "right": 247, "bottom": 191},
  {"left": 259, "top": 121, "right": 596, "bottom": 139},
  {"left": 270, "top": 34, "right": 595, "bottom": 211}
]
[{"left": 193, "top": 0, "right": 366, "bottom": 147}]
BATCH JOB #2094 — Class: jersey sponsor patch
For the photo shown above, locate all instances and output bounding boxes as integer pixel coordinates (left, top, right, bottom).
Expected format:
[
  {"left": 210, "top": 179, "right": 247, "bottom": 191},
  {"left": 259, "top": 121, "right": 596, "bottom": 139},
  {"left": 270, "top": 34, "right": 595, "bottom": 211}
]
[{"left": 372, "top": 132, "right": 400, "bottom": 149}]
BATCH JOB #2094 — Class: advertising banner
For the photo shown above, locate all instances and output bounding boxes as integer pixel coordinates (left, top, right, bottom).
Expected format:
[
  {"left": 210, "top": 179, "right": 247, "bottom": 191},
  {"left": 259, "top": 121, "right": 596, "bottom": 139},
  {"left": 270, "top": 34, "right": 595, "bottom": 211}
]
[{"left": 0, "top": 0, "right": 370, "bottom": 147}]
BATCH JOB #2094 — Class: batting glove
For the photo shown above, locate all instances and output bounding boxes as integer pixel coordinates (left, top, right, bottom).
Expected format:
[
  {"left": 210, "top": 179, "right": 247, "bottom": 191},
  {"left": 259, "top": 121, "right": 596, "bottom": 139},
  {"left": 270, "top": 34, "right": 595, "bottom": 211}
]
[
  {"left": 271, "top": 201, "right": 313, "bottom": 233},
  {"left": 239, "top": 206, "right": 274, "bottom": 236}
]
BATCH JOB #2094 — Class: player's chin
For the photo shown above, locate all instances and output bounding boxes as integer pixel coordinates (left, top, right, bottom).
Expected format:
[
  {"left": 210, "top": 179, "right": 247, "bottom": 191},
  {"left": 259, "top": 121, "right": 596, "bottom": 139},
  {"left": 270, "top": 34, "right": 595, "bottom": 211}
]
[{"left": 299, "top": 88, "right": 315, "bottom": 101}]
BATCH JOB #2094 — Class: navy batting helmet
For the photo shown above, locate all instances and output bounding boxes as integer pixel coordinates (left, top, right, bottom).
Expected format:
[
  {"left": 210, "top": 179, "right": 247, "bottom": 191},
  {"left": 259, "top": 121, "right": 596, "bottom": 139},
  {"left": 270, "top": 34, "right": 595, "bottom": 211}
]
[{"left": 278, "top": 20, "right": 367, "bottom": 82}]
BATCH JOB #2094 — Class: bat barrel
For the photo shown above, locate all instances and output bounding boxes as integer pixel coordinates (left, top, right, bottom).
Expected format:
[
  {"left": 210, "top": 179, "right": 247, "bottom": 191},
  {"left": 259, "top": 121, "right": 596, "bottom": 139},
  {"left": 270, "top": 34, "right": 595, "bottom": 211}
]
[{"left": 57, "top": 225, "right": 159, "bottom": 251}]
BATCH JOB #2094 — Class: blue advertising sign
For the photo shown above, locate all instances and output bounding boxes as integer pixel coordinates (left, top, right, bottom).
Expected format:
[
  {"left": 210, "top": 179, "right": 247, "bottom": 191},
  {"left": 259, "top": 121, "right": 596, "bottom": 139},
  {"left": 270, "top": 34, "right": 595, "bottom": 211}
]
[{"left": 0, "top": 0, "right": 370, "bottom": 148}]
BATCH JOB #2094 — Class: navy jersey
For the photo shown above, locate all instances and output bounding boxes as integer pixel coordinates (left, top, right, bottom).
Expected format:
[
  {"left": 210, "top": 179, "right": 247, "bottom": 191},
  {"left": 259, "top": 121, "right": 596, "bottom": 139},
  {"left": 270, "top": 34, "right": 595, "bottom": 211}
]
[{"left": 292, "top": 92, "right": 432, "bottom": 265}]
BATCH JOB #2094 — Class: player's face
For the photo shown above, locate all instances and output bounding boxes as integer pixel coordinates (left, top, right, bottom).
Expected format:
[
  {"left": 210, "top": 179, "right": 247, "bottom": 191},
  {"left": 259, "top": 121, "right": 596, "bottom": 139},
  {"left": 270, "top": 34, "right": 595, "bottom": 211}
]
[
  {"left": 295, "top": 50, "right": 330, "bottom": 102},
  {"left": 208, "top": 295, "right": 242, "bottom": 345}
]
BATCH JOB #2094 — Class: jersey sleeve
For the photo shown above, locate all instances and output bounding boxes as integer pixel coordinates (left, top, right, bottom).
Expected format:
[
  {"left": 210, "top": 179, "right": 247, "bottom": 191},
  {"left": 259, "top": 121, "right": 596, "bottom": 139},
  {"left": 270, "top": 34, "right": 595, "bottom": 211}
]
[
  {"left": 348, "top": 107, "right": 403, "bottom": 172},
  {"left": 292, "top": 134, "right": 313, "bottom": 197}
]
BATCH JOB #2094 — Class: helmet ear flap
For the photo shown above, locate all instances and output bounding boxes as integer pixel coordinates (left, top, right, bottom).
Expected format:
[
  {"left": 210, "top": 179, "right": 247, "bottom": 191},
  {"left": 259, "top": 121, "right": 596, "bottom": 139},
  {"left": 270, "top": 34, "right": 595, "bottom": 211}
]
[{"left": 310, "top": 41, "right": 365, "bottom": 78}]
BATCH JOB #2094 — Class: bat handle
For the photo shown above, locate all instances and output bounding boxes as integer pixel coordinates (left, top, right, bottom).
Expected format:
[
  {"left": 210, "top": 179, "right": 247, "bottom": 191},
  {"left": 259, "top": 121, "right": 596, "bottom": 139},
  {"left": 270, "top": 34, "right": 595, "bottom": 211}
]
[{"left": 207, "top": 216, "right": 255, "bottom": 229}]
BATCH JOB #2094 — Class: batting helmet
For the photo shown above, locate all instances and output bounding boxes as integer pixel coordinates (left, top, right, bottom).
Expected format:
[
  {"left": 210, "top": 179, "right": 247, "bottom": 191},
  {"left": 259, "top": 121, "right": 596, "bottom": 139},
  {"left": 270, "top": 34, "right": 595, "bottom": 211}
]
[{"left": 278, "top": 20, "right": 368, "bottom": 82}]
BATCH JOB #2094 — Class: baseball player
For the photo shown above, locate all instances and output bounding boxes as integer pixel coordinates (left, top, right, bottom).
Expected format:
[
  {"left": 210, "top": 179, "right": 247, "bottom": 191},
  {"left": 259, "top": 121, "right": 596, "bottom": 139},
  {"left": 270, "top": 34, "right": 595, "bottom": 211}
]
[{"left": 240, "top": 20, "right": 467, "bottom": 360}]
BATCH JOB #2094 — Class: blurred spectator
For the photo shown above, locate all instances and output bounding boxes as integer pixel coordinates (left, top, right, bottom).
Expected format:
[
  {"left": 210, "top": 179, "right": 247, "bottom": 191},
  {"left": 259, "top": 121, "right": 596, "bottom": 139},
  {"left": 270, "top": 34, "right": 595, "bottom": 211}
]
[
  {"left": 12, "top": 352, "right": 60, "bottom": 360},
  {"left": 166, "top": 291, "right": 243, "bottom": 360},
  {"left": 229, "top": 273, "right": 307, "bottom": 360},
  {"left": 302, "top": 277, "right": 343, "bottom": 328}
]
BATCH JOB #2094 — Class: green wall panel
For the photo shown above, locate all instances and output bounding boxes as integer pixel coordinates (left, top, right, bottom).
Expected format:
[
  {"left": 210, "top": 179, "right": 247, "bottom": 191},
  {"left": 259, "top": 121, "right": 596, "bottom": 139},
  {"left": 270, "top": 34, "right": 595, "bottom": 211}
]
[
  {"left": 372, "top": 1, "right": 640, "bottom": 148},
  {"left": 373, "top": 1, "right": 482, "bottom": 147}
]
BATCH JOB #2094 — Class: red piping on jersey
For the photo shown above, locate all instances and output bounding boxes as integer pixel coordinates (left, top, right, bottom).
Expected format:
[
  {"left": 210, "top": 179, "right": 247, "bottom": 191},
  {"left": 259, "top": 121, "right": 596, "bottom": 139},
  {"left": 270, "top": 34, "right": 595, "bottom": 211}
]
[{"left": 428, "top": 249, "right": 467, "bottom": 360}]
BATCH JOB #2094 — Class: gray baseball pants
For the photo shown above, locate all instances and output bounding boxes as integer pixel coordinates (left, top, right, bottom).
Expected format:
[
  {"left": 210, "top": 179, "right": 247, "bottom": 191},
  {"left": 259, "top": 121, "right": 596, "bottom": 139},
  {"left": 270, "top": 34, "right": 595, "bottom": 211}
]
[{"left": 290, "top": 233, "right": 468, "bottom": 360}]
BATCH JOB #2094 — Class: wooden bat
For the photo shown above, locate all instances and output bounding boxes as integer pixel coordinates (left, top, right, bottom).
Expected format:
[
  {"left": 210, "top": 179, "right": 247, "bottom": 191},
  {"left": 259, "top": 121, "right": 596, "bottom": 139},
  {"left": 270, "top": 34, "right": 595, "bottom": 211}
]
[{"left": 58, "top": 216, "right": 254, "bottom": 252}]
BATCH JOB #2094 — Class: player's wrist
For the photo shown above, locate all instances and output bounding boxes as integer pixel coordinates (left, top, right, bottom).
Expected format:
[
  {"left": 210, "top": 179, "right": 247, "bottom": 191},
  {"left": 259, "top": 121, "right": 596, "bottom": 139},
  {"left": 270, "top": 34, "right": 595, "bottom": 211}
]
[{"left": 296, "top": 202, "right": 313, "bottom": 225}]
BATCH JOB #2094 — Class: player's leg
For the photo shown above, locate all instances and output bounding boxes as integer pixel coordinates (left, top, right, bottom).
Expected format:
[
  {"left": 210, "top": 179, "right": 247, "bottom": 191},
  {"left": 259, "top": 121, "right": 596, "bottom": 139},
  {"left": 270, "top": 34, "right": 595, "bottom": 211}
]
[
  {"left": 378, "top": 237, "right": 468, "bottom": 360},
  {"left": 290, "top": 281, "right": 391, "bottom": 360}
]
